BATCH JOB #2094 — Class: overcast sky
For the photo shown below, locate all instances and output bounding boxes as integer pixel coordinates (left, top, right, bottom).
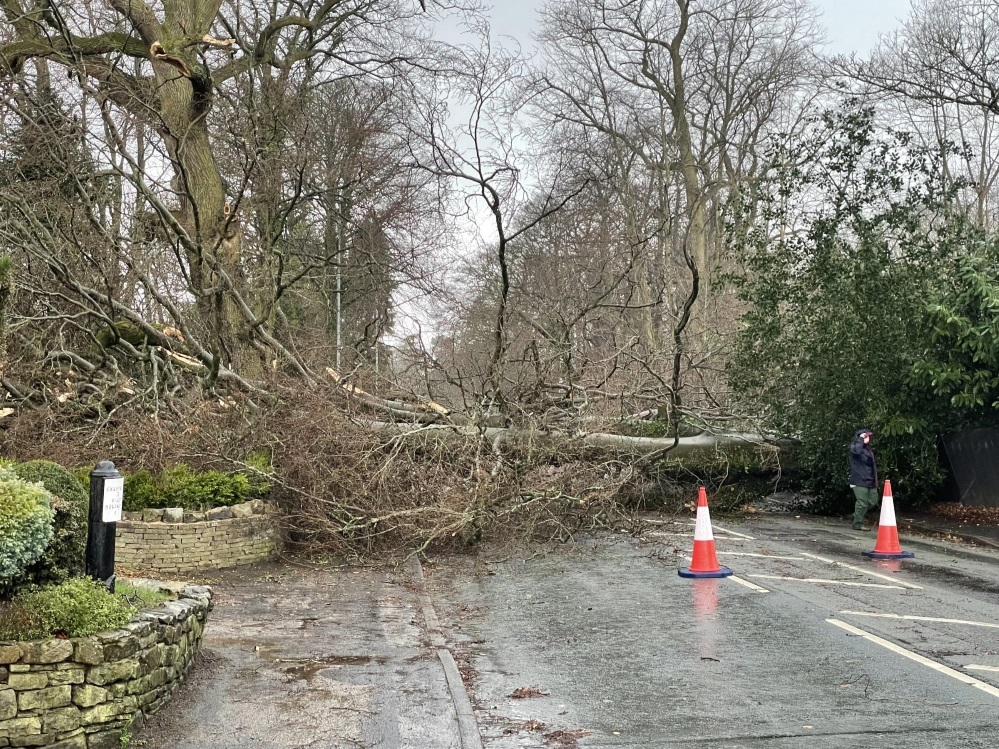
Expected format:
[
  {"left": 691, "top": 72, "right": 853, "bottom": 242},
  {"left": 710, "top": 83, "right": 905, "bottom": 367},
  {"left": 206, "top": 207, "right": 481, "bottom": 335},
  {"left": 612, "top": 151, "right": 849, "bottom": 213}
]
[{"left": 477, "top": 0, "right": 913, "bottom": 54}]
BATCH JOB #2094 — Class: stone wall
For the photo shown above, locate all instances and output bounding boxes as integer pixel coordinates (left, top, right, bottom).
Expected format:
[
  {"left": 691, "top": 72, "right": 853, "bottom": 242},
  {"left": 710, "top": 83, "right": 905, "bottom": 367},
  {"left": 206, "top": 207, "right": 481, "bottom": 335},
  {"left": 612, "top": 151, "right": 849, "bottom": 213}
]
[
  {"left": 0, "top": 583, "right": 212, "bottom": 749},
  {"left": 115, "top": 500, "right": 280, "bottom": 575}
]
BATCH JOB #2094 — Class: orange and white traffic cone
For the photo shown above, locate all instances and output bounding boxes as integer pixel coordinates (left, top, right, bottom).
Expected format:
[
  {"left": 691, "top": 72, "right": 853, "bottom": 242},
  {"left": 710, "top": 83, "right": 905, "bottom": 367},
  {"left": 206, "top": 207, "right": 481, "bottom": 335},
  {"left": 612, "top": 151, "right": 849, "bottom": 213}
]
[
  {"left": 679, "top": 487, "right": 733, "bottom": 578},
  {"left": 862, "top": 479, "right": 914, "bottom": 560}
]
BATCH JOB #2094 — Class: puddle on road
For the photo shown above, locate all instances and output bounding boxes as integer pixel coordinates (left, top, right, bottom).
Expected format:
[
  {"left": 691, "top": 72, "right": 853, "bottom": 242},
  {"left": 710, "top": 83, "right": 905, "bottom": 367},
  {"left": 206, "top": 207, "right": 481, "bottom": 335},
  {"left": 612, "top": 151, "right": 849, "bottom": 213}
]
[{"left": 283, "top": 655, "right": 388, "bottom": 681}]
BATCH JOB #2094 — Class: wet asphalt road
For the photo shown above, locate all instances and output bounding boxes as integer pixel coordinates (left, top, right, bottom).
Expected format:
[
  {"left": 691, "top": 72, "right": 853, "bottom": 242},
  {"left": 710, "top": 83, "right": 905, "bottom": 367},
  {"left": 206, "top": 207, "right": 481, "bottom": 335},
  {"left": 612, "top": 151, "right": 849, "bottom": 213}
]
[
  {"left": 430, "top": 516, "right": 999, "bottom": 748},
  {"left": 134, "top": 515, "right": 999, "bottom": 748},
  {"left": 137, "top": 564, "right": 462, "bottom": 748}
]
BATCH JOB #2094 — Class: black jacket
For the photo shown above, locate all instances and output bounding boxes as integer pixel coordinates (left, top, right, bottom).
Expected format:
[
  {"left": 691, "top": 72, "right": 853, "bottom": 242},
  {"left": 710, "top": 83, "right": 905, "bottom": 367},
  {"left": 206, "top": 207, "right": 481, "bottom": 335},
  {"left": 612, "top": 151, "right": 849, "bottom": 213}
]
[{"left": 849, "top": 430, "right": 877, "bottom": 488}]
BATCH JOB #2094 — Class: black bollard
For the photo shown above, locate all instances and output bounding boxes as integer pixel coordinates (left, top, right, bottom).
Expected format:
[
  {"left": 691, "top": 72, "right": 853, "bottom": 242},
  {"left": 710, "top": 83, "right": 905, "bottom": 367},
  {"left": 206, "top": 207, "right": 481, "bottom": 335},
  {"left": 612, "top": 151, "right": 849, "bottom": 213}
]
[{"left": 85, "top": 460, "right": 124, "bottom": 592}]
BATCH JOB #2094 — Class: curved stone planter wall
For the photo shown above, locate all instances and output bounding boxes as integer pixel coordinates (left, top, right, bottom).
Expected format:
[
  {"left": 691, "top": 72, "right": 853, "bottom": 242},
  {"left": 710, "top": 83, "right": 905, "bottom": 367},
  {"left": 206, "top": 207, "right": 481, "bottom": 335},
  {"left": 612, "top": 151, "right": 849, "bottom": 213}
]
[
  {"left": 0, "top": 582, "right": 212, "bottom": 749},
  {"left": 115, "top": 500, "right": 281, "bottom": 575}
]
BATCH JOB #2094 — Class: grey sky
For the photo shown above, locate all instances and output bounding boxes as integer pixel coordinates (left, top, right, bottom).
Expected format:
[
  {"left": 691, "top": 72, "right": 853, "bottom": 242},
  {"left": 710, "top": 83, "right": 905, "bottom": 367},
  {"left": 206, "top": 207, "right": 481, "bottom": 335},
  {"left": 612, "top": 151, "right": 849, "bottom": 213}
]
[{"left": 481, "top": 0, "right": 913, "bottom": 55}]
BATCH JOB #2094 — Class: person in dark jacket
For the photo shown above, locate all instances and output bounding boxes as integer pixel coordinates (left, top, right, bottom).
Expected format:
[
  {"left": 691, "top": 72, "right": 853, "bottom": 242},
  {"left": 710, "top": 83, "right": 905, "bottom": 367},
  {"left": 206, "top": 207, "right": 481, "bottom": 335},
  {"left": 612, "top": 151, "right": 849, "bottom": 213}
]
[{"left": 849, "top": 428, "right": 879, "bottom": 530}]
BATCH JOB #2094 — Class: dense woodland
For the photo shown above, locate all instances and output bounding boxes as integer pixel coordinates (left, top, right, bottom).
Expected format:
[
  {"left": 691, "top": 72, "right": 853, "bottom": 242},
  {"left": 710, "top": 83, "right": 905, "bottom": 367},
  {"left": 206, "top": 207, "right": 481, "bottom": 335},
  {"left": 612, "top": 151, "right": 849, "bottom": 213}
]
[{"left": 1, "top": 1, "right": 998, "bottom": 551}]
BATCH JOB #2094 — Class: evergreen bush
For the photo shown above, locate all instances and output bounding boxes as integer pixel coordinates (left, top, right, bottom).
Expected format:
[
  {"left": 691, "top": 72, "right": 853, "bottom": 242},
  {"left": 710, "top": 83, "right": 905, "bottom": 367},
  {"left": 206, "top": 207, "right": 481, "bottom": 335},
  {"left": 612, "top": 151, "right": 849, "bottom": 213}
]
[
  {"left": 12, "top": 461, "right": 88, "bottom": 586},
  {"left": 121, "top": 464, "right": 256, "bottom": 511},
  {"left": 0, "top": 468, "right": 54, "bottom": 585},
  {"left": 161, "top": 465, "right": 250, "bottom": 509},
  {"left": 242, "top": 450, "right": 273, "bottom": 498},
  {"left": 122, "top": 469, "right": 158, "bottom": 511}
]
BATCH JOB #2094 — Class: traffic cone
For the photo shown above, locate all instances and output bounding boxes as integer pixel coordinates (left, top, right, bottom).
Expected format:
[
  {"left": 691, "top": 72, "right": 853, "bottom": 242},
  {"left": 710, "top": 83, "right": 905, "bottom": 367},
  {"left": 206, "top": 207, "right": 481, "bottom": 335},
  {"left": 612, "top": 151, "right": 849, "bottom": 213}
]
[
  {"left": 862, "top": 479, "right": 914, "bottom": 559},
  {"left": 679, "top": 487, "right": 733, "bottom": 578}
]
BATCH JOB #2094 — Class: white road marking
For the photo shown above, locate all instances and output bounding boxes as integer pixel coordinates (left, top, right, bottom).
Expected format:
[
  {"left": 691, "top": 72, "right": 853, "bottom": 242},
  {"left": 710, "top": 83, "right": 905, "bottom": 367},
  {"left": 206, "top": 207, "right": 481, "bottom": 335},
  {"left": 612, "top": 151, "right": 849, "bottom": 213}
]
[
  {"left": 827, "top": 619, "right": 999, "bottom": 699},
  {"left": 749, "top": 575, "right": 905, "bottom": 589},
  {"left": 729, "top": 575, "right": 770, "bottom": 593},
  {"left": 718, "top": 552, "right": 804, "bottom": 561},
  {"left": 966, "top": 665, "right": 999, "bottom": 673},
  {"left": 712, "top": 525, "right": 756, "bottom": 540},
  {"left": 677, "top": 533, "right": 751, "bottom": 541},
  {"left": 841, "top": 611, "right": 999, "bottom": 629},
  {"left": 800, "top": 552, "right": 923, "bottom": 590}
]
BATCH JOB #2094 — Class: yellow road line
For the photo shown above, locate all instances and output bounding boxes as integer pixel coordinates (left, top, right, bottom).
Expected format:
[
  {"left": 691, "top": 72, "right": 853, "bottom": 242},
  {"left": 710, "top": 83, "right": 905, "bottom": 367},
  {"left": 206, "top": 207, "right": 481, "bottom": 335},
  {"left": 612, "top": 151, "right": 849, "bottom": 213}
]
[{"left": 827, "top": 619, "right": 999, "bottom": 699}]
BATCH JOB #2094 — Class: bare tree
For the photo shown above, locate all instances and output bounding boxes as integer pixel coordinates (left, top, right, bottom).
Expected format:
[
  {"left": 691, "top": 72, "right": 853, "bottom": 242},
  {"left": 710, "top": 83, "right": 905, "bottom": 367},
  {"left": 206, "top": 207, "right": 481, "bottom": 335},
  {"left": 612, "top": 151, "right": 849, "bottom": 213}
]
[
  {"left": 505, "top": 0, "right": 821, "bottom": 435},
  {"left": 839, "top": 0, "right": 999, "bottom": 227},
  {"left": 535, "top": 0, "right": 821, "bottom": 290},
  {"left": 402, "top": 32, "right": 584, "bottom": 413},
  {"left": 0, "top": 1, "right": 467, "bottom": 404}
]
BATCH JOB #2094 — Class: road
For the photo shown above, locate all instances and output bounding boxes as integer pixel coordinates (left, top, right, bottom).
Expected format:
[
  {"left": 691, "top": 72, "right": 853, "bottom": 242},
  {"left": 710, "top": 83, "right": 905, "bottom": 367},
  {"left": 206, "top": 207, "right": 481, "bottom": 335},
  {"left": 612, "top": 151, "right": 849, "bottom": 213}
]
[
  {"left": 428, "top": 515, "right": 999, "bottom": 748},
  {"left": 134, "top": 514, "right": 999, "bottom": 748}
]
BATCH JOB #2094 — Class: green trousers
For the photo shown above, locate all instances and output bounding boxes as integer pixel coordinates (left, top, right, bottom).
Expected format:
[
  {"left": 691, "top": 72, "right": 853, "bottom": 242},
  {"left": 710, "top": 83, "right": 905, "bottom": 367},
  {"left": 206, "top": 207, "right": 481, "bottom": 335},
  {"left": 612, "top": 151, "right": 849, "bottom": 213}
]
[{"left": 851, "top": 486, "right": 879, "bottom": 528}]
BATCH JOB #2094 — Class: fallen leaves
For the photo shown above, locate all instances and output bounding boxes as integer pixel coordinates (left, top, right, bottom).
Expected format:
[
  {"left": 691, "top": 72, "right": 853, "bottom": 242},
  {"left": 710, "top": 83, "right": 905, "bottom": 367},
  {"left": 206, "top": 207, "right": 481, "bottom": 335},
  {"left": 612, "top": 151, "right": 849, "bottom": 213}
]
[
  {"left": 510, "top": 685, "right": 549, "bottom": 698},
  {"left": 544, "top": 728, "right": 593, "bottom": 748},
  {"left": 928, "top": 502, "right": 999, "bottom": 526}
]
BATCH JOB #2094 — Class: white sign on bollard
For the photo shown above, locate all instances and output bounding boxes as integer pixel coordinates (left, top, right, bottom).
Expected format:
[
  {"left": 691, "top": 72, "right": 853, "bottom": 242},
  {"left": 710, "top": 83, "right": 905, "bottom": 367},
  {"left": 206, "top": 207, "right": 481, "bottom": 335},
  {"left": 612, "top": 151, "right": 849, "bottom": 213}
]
[{"left": 102, "top": 477, "right": 124, "bottom": 522}]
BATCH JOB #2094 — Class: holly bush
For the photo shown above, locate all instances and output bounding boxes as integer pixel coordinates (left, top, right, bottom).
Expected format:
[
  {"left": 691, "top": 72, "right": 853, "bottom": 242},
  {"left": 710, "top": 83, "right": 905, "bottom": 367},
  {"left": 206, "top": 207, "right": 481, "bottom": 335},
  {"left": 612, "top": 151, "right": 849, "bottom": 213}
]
[{"left": 727, "top": 103, "right": 979, "bottom": 508}]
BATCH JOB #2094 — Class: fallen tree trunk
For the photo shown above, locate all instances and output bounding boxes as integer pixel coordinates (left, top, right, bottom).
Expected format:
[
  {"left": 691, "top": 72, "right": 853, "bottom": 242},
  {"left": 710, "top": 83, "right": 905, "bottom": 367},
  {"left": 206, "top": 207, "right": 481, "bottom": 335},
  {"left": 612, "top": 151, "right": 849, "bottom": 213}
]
[{"left": 357, "top": 419, "right": 794, "bottom": 461}]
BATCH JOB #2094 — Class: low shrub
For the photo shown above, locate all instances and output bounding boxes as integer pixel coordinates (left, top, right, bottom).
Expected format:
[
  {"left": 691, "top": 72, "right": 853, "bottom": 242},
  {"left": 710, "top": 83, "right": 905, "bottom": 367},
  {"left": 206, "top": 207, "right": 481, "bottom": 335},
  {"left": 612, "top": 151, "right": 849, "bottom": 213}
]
[
  {"left": 122, "top": 469, "right": 158, "bottom": 512},
  {"left": 242, "top": 450, "right": 273, "bottom": 499},
  {"left": 0, "top": 578, "right": 137, "bottom": 640},
  {"left": 0, "top": 468, "right": 54, "bottom": 584},
  {"left": 120, "top": 464, "right": 255, "bottom": 511},
  {"left": 12, "top": 461, "right": 88, "bottom": 586},
  {"left": 161, "top": 465, "right": 251, "bottom": 509},
  {"left": 15, "top": 460, "right": 88, "bottom": 507},
  {"left": 116, "top": 583, "right": 170, "bottom": 609}
]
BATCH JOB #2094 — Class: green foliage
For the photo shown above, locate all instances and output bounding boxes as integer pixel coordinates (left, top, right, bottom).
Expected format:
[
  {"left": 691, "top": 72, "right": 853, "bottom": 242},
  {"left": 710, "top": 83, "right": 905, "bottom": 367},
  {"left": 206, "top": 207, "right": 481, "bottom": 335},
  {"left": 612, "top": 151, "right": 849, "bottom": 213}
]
[
  {"left": 638, "top": 444, "right": 792, "bottom": 511},
  {"left": 9, "top": 461, "right": 88, "bottom": 588},
  {"left": 0, "top": 578, "right": 136, "bottom": 640},
  {"left": 9, "top": 461, "right": 85, "bottom": 506},
  {"left": 727, "top": 103, "right": 972, "bottom": 507},
  {"left": 115, "top": 583, "right": 170, "bottom": 610},
  {"left": 241, "top": 450, "right": 273, "bottom": 498},
  {"left": 122, "top": 470, "right": 158, "bottom": 512},
  {"left": 122, "top": 464, "right": 255, "bottom": 511},
  {"left": 161, "top": 465, "right": 250, "bottom": 509},
  {"left": 0, "top": 468, "right": 55, "bottom": 584},
  {"left": 911, "top": 247, "right": 999, "bottom": 419},
  {"left": 73, "top": 467, "right": 91, "bottom": 491}
]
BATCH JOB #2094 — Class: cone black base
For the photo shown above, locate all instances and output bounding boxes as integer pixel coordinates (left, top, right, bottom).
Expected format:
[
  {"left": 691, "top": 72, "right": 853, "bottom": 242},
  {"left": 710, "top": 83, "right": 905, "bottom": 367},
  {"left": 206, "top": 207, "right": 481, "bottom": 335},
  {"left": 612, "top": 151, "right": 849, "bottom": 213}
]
[{"left": 678, "top": 566, "right": 733, "bottom": 578}]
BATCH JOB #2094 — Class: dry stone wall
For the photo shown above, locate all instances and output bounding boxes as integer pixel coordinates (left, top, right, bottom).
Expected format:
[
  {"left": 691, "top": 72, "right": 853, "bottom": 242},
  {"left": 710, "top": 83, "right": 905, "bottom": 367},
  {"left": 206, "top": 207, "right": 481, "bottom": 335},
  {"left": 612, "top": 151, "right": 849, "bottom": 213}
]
[
  {"left": 0, "top": 583, "right": 212, "bottom": 749},
  {"left": 115, "top": 500, "right": 280, "bottom": 574}
]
